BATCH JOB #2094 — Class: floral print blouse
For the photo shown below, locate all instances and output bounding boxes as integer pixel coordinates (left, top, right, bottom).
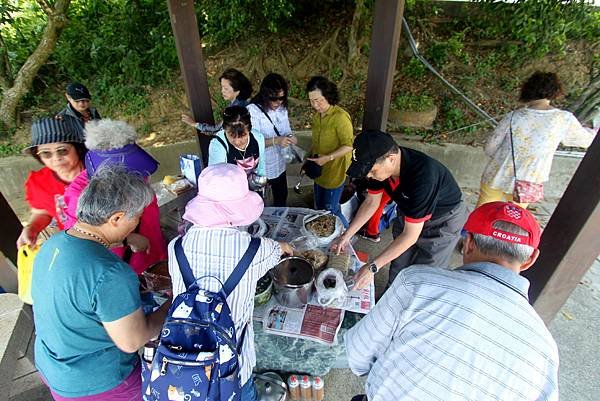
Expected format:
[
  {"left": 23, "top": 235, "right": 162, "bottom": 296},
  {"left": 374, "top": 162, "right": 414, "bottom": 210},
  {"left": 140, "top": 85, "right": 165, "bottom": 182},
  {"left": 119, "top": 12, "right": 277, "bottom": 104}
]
[{"left": 481, "top": 108, "right": 595, "bottom": 192}]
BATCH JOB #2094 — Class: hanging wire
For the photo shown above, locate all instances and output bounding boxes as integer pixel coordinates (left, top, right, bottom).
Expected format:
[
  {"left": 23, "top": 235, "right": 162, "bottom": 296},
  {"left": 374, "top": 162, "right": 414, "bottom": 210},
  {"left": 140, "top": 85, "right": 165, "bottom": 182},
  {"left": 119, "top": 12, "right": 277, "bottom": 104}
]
[{"left": 401, "top": 18, "right": 499, "bottom": 128}]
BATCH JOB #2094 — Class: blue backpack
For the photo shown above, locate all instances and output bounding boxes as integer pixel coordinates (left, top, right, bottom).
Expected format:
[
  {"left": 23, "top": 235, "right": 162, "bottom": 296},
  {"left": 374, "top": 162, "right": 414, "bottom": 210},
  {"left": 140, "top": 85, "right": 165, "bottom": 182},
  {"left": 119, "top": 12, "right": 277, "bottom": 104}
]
[{"left": 142, "top": 236, "right": 261, "bottom": 401}]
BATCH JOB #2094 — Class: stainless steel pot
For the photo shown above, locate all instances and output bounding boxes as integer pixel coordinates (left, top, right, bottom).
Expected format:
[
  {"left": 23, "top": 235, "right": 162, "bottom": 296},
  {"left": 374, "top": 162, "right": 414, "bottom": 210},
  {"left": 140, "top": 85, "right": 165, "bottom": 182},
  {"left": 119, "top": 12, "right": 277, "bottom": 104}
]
[
  {"left": 270, "top": 256, "right": 314, "bottom": 309},
  {"left": 254, "top": 372, "right": 288, "bottom": 401}
]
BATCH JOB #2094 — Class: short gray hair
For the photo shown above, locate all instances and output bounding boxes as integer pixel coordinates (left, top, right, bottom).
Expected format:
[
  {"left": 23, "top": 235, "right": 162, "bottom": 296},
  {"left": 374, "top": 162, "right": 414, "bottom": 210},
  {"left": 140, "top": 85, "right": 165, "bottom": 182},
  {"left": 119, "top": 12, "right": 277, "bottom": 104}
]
[
  {"left": 84, "top": 119, "right": 137, "bottom": 150},
  {"left": 471, "top": 220, "right": 534, "bottom": 263},
  {"left": 77, "top": 165, "right": 153, "bottom": 225},
  {"left": 375, "top": 144, "right": 400, "bottom": 164}
]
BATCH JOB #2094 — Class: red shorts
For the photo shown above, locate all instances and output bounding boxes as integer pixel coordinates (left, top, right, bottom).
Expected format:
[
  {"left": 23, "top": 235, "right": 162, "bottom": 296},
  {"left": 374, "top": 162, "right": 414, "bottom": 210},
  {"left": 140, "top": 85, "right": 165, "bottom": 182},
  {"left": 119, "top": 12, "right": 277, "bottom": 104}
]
[{"left": 41, "top": 363, "right": 141, "bottom": 401}]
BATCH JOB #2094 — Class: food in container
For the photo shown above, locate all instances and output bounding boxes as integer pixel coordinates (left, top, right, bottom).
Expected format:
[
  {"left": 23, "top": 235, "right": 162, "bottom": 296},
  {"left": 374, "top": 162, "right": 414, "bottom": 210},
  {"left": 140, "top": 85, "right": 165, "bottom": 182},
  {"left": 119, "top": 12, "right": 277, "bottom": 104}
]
[
  {"left": 254, "top": 273, "right": 273, "bottom": 306},
  {"left": 298, "top": 249, "right": 328, "bottom": 272},
  {"left": 305, "top": 214, "right": 336, "bottom": 237},
  {"left": 300, "top": 214, "right": 343, "bottom": 247},
  {"left": 270, "top": 257, "right": 314, "bottom": 309},
  {"left": 327, "top": 253, "right": 352, "bottom": 276}
]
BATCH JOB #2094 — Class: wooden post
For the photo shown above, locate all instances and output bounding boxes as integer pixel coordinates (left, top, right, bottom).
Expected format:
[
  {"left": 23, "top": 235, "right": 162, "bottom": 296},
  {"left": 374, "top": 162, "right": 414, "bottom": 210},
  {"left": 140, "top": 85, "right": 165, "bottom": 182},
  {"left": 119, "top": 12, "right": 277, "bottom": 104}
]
[
  {"left": 523, "top": 134, "right": 600, "bottom": 324},
  {"left": 167, "top": 0, "right": 214, "bottom": 166},
  {"left": 362, "top": 0, "right": 405, "bottom": 131},
  {"left": 0, "top": 193, "right": 21, "bottom": 266}
]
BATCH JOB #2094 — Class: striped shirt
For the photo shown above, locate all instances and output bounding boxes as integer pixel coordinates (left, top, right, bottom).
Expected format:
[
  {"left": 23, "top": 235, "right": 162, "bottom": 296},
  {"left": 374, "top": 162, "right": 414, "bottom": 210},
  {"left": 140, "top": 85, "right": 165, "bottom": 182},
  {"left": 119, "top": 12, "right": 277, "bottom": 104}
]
[
  {"left": 345, "top": 262, "right": 559, "bottom": 401},
  {"left": 168, "top": 227, "right": 281, "bottom": 386},
  {"left": 247, "top": 103, "right": 291, "bottom": 179}
]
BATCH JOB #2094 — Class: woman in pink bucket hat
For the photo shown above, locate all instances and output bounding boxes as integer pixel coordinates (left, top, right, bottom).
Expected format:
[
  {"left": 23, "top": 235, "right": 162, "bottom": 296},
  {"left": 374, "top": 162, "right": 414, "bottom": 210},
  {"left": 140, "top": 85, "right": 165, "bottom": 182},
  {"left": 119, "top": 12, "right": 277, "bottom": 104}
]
[{"left": 168, "top": 163, "right": 293, "bottom": 400}]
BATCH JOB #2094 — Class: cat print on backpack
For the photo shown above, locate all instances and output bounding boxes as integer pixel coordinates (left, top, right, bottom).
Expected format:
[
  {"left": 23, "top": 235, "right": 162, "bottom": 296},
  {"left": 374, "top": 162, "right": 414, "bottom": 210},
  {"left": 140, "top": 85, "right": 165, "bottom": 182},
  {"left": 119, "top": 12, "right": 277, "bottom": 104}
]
[{"left": 141, "top": 236, "right": 261, "bottom": 401}]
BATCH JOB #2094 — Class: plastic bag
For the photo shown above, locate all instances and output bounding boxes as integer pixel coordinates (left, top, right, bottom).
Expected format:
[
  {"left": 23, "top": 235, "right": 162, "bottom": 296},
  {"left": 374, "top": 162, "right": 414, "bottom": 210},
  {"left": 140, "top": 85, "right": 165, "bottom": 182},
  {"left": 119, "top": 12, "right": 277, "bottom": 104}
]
[
  {"left": 300, "top": 213, "right": 343, "bottom": 247},
  {"left": 315, "top": 268, "right": 347, "bottom": 307},
  {"left": 17, "top": 245, "right": 39, "bottom": 305}
]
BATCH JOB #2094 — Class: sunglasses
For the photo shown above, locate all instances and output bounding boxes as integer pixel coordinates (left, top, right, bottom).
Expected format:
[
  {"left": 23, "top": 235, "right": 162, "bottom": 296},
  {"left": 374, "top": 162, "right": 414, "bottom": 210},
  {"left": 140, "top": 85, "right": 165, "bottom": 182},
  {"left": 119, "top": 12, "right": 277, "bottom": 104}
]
[
  {"left": 268, "top": 95, "right": 286, "bottom": 101},
  {"left": 37, "top": 147, "right": 72, "bottom": 159}
]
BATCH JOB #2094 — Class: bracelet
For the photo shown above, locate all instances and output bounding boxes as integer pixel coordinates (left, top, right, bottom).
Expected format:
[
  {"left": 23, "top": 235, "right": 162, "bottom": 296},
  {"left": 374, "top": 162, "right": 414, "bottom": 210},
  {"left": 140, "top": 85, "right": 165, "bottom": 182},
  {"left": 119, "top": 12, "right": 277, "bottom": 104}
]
[
  {"left": 272, "top": 138, "right": 276, "bottom": 146},
  {"left": 329, "top": 154, "right": 334, "bottom": 161}
]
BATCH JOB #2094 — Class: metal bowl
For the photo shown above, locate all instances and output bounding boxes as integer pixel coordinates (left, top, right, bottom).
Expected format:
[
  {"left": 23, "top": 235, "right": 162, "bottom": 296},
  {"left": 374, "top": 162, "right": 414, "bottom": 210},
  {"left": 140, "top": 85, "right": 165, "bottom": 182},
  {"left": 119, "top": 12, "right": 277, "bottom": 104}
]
[{"left": 270, "top": 256, "right": 314, "bottom": 309}]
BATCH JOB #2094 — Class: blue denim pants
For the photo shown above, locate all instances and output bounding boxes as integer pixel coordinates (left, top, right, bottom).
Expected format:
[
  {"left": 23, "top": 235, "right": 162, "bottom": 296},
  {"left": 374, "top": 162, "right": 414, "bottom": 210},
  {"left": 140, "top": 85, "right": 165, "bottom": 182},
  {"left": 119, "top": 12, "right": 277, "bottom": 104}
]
[
  {"left": 241, "top": 377, "right": 259, "bottom": 401},
  {"left": 314, "top": 183, "right": 349, "bottom": 228}
]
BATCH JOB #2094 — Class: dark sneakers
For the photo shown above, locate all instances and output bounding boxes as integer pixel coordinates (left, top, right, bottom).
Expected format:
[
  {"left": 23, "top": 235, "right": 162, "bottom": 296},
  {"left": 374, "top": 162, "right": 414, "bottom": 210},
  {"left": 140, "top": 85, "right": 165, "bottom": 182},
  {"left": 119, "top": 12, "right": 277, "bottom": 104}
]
[{"left": 358, "top": 229, "right": 381, "bottom": 243}]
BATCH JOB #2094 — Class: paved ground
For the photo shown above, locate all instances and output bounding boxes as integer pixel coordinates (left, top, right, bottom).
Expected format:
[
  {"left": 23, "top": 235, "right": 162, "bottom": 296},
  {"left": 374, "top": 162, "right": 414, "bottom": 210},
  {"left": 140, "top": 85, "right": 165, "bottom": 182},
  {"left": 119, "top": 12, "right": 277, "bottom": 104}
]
[{"left": 11, "top": 187, "right": 599, "bottom": 400}]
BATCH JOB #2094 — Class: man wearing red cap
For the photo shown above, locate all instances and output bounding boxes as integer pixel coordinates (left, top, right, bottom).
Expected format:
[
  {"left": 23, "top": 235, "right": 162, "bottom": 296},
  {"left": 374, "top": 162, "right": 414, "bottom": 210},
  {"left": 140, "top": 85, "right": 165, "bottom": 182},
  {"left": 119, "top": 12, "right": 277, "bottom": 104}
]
[{"left": 345, "top": 201, "right": 558, "bottom": 401}]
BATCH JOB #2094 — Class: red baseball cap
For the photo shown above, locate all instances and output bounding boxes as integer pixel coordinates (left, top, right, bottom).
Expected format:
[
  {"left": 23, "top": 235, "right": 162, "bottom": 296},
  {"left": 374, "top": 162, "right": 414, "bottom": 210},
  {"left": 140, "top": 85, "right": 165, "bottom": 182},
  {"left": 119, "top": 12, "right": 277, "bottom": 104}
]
[{"left": 464, "top": 202, "right": 541, "bottom": 248}]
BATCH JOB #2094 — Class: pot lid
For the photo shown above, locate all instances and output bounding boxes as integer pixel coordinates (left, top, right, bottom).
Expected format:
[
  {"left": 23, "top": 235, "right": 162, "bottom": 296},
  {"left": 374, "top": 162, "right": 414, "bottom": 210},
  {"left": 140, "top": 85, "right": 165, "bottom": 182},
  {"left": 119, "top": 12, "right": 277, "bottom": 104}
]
[
  {"left": 271, "top": 257, "right": 314, "bottom": 287},
  {"left": 254, "top": 372, "right": 287, "bottom": 401}
]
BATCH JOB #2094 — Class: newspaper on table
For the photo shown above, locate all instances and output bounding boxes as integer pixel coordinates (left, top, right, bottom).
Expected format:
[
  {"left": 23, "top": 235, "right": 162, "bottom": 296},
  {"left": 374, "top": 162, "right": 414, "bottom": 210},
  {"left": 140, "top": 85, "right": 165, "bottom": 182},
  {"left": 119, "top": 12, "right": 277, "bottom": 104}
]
[
  {"left": 254, "top": 297, "right": 344, "bottom": 345},
  {"left": 256, "top": 207, "right": 374, "bottom": 315}
]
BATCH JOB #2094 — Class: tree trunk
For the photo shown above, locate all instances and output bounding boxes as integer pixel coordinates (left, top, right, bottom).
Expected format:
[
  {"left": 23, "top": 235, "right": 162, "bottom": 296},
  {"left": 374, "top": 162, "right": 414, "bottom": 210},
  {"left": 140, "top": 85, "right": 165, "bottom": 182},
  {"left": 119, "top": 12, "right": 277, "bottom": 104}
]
[
  {"left": 0, "top": 0, "right": 71, "bottom": 131},
  {"left": 0, "top": 33, "right": 12, "bottom": 91},
  {"left": 570, "top": 74, "right": 600, "bottom": 124},
  {"left": 347, "top": 0, "right": 365, "bottom": 68}
]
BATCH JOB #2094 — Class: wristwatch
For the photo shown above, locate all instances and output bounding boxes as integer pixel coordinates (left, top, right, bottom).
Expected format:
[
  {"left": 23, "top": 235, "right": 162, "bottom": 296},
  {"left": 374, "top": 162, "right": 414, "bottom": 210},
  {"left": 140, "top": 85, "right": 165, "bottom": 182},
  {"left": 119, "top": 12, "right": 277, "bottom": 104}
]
[{"left": 368, "top": 262, "right": 378, "bottom": 273}]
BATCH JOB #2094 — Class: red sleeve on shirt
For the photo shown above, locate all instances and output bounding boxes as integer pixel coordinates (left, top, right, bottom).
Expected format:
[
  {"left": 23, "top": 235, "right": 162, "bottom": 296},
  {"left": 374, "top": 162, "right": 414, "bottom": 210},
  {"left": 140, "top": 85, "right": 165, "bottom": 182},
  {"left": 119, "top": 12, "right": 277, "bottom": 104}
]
[
  {"left": 404, "top": 214, "right": 432, "bottom": 224},
  {"left": 367, "top": 188, "right": 384, "bottom": 195},
  {"left": 24, "top": 167, "right": 68, "bottom": 229}
]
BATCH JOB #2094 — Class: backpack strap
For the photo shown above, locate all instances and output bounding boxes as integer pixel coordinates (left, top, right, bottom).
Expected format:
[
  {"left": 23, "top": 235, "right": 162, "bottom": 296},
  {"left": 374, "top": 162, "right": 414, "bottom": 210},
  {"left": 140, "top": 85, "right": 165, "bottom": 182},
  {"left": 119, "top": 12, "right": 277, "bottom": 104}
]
[
  {"left": 174, "top": 236, "right": 197, "bottom": 290},
  {"left": 223, "top": 237, "right": 261, "bottom": 297}
]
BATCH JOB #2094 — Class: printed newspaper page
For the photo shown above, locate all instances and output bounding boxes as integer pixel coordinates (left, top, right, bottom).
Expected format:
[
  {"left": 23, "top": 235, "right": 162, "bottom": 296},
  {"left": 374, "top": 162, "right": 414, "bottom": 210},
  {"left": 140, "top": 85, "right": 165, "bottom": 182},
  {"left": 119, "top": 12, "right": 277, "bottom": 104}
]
[{"left": 255, "top": 298, "right": 345, "bottom": 345}]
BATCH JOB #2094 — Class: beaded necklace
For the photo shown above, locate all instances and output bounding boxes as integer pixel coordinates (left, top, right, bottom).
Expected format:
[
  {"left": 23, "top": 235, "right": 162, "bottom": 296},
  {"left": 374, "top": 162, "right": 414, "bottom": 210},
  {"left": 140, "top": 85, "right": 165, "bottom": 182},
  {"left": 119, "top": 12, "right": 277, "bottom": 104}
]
[{"left": 72, "top": 225, "right": 109, "bottom": 248}]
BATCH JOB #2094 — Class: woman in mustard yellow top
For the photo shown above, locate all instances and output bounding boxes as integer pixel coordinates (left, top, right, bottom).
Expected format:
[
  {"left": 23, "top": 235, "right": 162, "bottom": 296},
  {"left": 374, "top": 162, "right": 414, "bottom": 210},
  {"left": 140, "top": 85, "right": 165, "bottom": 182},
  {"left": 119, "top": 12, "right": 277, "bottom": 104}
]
[{"left": 306, "top": 76, "right": 354, "bottom": 227}]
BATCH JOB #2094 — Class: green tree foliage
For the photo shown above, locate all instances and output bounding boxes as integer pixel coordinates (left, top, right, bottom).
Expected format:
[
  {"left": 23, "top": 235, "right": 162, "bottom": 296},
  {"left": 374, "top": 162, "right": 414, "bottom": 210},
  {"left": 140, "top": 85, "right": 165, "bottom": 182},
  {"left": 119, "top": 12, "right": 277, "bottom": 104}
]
[
  {"left": 0, "top": 0, "right": 297, "bottom": 117},
  {"left": 196, "top": 0, "right": 295, "bottom": 46},
  {"left": 472, "top": 0, "right": 600, "bottom": 58}
]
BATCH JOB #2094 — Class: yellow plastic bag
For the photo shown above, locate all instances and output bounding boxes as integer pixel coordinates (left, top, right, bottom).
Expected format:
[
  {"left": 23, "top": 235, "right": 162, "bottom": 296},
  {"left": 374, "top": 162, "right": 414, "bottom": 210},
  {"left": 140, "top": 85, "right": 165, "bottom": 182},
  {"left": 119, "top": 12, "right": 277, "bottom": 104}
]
[{"left": 17, "top": 245, "right": 39, "bottom": 305}]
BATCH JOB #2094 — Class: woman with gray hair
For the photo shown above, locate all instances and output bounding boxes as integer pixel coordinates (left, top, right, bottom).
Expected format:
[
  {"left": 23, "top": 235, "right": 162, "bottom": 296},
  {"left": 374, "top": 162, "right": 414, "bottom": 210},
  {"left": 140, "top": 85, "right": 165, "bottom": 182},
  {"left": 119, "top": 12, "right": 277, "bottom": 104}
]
[
  {"left": 31, "top": 165, "right": 171, "bottom": 401},
  {"left": 63, "top": 118, "right": 165, "bottom": 274}
]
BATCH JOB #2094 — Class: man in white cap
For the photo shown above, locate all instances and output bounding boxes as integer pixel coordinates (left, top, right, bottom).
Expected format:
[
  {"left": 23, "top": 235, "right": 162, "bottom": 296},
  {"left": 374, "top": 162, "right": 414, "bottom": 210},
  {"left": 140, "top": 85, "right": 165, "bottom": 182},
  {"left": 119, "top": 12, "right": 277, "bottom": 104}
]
[{"left": 345, "top": 202, "right": 558, "bottom": 401}]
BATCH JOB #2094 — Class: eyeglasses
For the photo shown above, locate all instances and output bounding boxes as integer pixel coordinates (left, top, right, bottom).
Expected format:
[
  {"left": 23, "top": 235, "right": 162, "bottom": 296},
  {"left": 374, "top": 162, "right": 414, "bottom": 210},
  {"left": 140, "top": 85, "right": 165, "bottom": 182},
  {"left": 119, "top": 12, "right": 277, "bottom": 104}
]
[
  {"left": 37, "top": 147, "right": 72, "bottom": 159},
  {"left": 268, "top": 95, "right": 286, "bottom": 101}
]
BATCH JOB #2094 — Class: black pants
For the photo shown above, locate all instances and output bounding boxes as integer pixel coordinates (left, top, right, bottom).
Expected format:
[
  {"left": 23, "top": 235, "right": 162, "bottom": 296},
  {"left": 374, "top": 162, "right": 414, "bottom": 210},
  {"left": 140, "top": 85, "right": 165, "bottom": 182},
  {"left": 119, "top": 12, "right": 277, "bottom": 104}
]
[{"left": 268, "top": 171, "right": 288, "bottom": 207}]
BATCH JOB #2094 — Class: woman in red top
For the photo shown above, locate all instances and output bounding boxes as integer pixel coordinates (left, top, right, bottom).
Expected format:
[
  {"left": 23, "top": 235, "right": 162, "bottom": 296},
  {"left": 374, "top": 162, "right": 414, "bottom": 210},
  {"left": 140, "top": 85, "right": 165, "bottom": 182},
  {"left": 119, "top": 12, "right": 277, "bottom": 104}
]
[{"left": 17, "top": 118, "right": 87, "bottom": 248}]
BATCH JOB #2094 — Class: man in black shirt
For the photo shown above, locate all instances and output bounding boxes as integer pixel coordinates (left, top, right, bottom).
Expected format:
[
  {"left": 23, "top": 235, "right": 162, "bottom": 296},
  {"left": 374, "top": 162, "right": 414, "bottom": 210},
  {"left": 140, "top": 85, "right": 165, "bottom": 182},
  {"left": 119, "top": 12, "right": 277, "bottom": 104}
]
[
  {"left": 332, "top": 130, "right": 468, "bottom": 289},
  {"left": 55, "top": 82, "right": 101, "bottom": 140}
]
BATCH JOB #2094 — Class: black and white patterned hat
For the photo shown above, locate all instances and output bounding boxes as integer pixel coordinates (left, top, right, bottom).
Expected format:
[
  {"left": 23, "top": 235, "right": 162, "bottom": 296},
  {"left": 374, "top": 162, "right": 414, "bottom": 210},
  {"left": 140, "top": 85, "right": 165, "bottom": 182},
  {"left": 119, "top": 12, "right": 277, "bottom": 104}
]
[{"left": 23, "top": 118, "right": 84, "bottom": 155}]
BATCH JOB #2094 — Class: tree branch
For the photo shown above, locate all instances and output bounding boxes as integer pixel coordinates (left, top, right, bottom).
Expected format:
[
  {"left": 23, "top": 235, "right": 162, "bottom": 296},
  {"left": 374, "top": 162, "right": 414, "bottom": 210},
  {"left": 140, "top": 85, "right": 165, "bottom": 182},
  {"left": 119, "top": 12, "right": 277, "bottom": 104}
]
[
  {"left": 36, "top": 0, "right": 53, "bottom": 15},
  {"left": 0, "top": 0, "right": 72, "bottom": 128}
]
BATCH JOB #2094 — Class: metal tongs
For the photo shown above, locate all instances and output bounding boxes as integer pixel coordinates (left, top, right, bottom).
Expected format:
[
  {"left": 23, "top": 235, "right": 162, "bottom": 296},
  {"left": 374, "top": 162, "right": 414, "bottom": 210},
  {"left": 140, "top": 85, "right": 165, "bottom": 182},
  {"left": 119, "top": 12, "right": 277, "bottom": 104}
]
[{"left": 293, "top": 170, "right": 306, "bottom": 194}]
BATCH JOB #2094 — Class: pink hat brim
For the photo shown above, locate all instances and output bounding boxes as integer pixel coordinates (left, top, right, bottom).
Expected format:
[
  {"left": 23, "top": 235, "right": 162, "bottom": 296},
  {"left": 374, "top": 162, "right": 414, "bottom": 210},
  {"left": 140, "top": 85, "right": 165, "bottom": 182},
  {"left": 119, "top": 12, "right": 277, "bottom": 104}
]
[{"left": 182, "top": 190, "right": 264, "bottom": 228}]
